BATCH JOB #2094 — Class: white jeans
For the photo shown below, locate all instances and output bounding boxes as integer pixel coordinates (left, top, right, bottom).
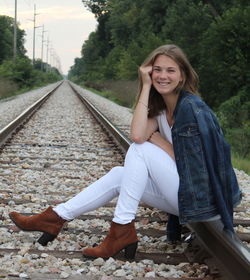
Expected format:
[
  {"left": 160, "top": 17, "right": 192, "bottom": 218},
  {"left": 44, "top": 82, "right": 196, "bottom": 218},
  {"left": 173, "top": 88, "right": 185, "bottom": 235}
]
[{"left": 54, "top": 142, "right": 180, "bottom": 224}]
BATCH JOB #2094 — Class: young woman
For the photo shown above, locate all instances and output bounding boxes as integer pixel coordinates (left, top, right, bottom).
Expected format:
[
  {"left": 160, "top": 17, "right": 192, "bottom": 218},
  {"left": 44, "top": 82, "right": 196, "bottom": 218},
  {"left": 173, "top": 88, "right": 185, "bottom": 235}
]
[{"left": 9, "top": 44, "right": 241, "bottom": 259}]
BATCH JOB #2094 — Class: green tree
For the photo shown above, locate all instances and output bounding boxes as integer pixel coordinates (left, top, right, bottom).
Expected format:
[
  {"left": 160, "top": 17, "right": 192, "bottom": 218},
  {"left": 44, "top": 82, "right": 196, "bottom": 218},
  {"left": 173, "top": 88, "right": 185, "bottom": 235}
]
[
  {"left": 82, "top": 0, "right": 108, "bottom": 18},
  {"left": 68, "top": 57, "right": 85, "bottom": 81},
  {"left": 107, "top": 0, "right": 168, "bottom": 48},
  {"left": 201, "top": 0, "right": 247, "bottom": 17},
  {"left": 115, "top": 33, "right": 165, "bottom": 80},
  {"left": 0, "top": 57, "right": 61, "bottom": 92},
  {"left": 161, "top": 0, "right": 213, "bottom": 68},
  {"left": 79, "top": 0, "right": 169, "bottom": 81},
  {"left": 0, "top": 15, "right": 26, "bottom": 63},
  {"left": 82, "top": 0, "right": 113, "bottom": 58},
  {"left": 0, "top": 57, "right": 33, "bottom": 87},
  {"left": 199, "top": 5, "right": 250, "bottom": 107},
  {"left": 80, "top": 32, "right": 106, "bottom": 81},
  {"left": 217, "top": 88, "right": 250, "bottom": 158},
  {"left": 74, "top": 0, "right": 249, "bottom": 115},
  {"left": 0, "top": 16, "right": 61, "bottom": 97}
]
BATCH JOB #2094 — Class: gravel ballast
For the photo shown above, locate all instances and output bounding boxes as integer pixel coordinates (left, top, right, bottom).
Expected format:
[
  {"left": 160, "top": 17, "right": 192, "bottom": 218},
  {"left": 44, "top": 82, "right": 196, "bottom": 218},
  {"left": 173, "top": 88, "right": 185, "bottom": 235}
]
[{"left": 0, "top": 81, "right": 249, "bottom": 279}]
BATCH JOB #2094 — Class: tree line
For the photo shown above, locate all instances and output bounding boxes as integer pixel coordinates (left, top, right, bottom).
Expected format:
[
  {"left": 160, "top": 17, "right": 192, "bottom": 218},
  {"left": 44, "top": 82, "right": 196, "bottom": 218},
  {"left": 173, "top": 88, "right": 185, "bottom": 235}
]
[
  {"left": 68, "top": 0, "right": 249, "bottom": 160},
  {"left": 0, "top": 15, "right": 62, "bottom": 99}
]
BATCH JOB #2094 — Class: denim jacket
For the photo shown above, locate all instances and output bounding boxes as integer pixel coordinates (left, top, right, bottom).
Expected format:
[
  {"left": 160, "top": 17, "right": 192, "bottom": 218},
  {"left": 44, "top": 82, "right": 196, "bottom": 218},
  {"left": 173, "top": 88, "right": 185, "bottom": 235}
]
[{"left": 171, "top": 91, "right": 242, "bottom": 232}]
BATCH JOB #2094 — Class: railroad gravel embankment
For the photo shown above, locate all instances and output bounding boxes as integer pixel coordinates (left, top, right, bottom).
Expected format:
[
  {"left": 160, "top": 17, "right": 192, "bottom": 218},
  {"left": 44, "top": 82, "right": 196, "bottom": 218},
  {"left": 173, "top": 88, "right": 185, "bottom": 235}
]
[
  {"left": 0, "top": 82, "right": 61, "bottom": 130},
  {"left": 0, "top": 81, "right": 249, "bottom": 279}
]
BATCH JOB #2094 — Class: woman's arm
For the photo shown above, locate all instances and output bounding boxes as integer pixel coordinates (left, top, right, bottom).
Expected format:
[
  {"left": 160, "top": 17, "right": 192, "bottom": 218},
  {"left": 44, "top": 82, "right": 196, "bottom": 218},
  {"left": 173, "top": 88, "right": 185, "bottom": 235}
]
[
  {"left": 149, "top": 131, "right": 175, "bottom": 160},
  {"left": 130, "top": 65, "right": 158, "bottom": 143}
]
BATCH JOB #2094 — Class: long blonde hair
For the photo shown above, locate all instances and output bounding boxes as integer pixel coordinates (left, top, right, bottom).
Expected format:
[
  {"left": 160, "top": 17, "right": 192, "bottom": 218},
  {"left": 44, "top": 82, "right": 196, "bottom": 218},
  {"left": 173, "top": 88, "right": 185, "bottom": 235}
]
[{"left": 136, "top": 44, "right": 199, "bottom": 117}]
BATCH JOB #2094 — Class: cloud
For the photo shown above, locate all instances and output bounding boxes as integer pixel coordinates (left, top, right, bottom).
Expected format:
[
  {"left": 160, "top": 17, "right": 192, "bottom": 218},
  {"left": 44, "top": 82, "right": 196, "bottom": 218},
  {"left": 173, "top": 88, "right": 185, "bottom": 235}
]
[
  {"left": 34, "top": 9, "right": 96, "bottom": 34},
  {"left": 1, "top": 6, "right": 95, "bottom": 30},
  {"left": 38, "top": 6, "right": 94, "bottom": 20},
  {"left": 59, "top": 48, "right": 81, "bottom": 54}
]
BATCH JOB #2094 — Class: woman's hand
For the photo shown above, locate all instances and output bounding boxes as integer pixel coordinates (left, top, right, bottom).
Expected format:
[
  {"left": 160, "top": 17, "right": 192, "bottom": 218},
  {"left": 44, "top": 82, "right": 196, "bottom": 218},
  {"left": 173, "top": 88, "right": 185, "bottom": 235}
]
[
  {"left": 148, "top": 131, "right": 167, "bottom": 148},
  {"left": 149, "top": 132, "right": 175, "bottom": 160},
  {"left": 130, "top": 64, "right": 155, "bottom": 143},
  {"left": 139, "top": 65, "right": 153, "bottom": 88}
]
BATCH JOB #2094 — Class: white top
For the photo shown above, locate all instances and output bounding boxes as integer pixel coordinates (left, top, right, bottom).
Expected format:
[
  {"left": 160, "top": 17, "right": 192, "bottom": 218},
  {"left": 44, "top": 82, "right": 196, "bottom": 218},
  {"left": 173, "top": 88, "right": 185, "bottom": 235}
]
[{"left": 156, "top": 110, "right": 173, "bottom": 144}]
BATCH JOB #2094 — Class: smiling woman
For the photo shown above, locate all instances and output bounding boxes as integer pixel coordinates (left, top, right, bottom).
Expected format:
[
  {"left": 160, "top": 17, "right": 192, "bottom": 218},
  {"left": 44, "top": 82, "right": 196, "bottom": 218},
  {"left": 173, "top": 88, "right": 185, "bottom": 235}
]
[
  {"left": 136, "top": 44, "right": 198, "bottom": 120},
  {"left": 9, "top": 44, "right": 242, "bottom": 260}
]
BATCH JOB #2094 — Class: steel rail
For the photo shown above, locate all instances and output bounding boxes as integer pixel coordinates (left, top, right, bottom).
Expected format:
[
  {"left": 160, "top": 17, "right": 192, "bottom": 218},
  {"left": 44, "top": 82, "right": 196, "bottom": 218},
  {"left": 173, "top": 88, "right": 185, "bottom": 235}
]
[
  {"left": 68, "top": 81, "right": 132, "bottom": 153},
  {"left": 69, "top": 81, "right": 250, "bottom": 280},
  {"left": 0, "top": 81, "right": 63, "bottom": 147},
  {"left": 188, "top": 221, "right": 250, "bottom": 280}
]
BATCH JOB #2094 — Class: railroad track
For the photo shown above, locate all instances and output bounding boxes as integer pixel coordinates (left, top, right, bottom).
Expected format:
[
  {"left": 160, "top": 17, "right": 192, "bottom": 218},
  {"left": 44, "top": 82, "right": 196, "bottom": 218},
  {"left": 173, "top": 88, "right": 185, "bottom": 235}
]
[{"left": 0, "top": 80, "right": 249, "bottom": 279}]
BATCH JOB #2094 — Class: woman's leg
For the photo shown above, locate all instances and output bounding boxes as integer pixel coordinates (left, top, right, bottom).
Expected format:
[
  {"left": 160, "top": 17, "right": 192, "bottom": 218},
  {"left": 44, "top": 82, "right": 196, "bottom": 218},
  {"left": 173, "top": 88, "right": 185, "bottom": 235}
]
[
  {"left": 53, "top": 166, "right": 123, "bottom": 220},
  {"left": 9, "top": 166, "right": 124, "bottom": 246},
  {"left": 113, "top": 142, "right": 179, "bottom": 224},
  {"left": 55, "top": 141, "right": 179, "bottom": 222},
  {"left": 83, "top": 142, "right": 179, "bottom": 258},
  {"left": 9, "top": 141, "right": 178, "bottom": 249}
]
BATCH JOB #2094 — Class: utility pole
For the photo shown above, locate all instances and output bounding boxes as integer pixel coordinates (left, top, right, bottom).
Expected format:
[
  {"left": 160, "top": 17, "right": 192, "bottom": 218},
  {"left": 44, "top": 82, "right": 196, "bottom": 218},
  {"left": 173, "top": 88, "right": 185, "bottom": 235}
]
[
  {"left": 50, "top": 47, "right": 54, "bottom": 70},
  {"left": 40, "top": 25, "right": 47, "bottom": 71},
  {"left": 32, "top": 4, "right": 41, "bottom": 65},
  {"left": 13, "top": 0, "right": 17, "bottom": 60},
  {"left": 46, "top": 36, "right": 50, "bottom": 72}
]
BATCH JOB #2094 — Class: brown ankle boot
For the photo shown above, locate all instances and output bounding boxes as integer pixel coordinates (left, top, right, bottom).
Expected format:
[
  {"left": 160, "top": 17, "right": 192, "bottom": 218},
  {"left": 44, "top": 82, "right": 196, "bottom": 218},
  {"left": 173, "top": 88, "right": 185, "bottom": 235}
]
[
  {"left": 9, "top": 206, "right": 66, "bottom": 246},
  {"left": 82, "top": 220, "right": 138, "bottom": 259}
]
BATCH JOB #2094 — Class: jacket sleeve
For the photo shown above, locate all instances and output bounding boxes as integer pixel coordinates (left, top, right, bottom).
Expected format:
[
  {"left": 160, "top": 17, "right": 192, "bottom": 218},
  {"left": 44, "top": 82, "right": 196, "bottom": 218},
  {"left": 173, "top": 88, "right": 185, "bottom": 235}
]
[{"left": 193, "top": 104, "right": 236, "bottom": 232}]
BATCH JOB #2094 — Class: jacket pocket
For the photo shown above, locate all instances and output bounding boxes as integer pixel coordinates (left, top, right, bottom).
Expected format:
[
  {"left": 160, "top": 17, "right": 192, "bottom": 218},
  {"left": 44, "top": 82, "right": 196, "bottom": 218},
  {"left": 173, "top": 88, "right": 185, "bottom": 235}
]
[{"left": 178, "top": 124, "right": 202, "bottom": 153}]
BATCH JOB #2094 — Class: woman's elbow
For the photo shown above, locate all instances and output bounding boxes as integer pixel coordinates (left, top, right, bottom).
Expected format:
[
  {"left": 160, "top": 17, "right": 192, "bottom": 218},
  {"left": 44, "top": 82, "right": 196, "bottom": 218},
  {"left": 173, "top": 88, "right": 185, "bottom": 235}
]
[{"left": 130, "top": 133, "right": 146, "bottom": 144}]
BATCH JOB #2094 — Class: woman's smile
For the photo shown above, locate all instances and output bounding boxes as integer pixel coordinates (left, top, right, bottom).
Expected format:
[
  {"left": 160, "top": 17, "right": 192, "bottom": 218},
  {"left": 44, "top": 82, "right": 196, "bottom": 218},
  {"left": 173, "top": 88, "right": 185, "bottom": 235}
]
[{"left": 152, "top": 55, "right": 182, "bottom": 95}]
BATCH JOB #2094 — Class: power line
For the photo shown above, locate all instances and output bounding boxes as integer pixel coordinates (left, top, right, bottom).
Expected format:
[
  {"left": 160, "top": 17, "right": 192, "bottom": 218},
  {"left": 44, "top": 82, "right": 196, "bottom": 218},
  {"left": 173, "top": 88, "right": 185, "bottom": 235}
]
[{"left": 23, "top": 0, "right": 33, "bottom": 8}]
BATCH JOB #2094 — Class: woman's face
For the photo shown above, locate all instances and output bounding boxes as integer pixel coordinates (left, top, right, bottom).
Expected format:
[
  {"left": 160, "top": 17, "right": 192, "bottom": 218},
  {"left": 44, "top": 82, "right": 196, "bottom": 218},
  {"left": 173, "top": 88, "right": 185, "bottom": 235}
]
[{"left": 151, "top": 55, "right": 182, "bottom": 96}]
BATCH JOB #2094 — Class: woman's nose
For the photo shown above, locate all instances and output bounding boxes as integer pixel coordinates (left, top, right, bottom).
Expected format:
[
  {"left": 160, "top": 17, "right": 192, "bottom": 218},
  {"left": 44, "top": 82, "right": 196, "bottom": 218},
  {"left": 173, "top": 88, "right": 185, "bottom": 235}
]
[{"left": 159, "top": 71, "right": 168, "bottom": 79}]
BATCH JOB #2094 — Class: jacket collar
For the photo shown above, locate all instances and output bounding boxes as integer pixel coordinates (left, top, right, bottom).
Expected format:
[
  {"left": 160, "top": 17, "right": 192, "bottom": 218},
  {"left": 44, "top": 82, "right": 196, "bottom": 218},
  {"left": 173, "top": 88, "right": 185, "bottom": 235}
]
[{"left": 173, "top": 90, "right": 189, "bottom": 120}]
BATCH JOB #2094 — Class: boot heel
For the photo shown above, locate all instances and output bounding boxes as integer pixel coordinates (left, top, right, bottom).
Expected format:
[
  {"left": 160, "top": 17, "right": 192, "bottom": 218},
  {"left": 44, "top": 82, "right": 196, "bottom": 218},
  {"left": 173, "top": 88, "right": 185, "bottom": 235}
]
[
  {"left": 124, "top": 241, "right": 138, "bottom": 259},
  {"left": 37, "top": 232, "right": 56, "bottom": 246}
]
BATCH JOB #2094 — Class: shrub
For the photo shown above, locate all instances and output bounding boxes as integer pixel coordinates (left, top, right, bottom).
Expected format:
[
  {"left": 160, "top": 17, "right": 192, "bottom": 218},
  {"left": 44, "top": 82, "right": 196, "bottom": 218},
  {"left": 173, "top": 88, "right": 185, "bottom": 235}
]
[
  {"left": 84, "top": 80, "right": 138, "bottom": 107},
  {"left": 217, "top": 88, "right": 250, "bottom": 158},
  {"left": 0, "top": 78, "right": 18, "bottom": 99}
]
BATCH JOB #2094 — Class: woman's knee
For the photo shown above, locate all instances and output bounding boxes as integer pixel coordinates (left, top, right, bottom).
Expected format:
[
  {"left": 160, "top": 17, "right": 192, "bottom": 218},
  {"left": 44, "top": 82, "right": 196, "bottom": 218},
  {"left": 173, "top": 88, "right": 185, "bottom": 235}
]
[
  {"left": 109, "top": 166, "right": 123, "bottom": 176},
  {"left": 109, "top": 166, "right": 123, "bottom": 193},
  {"left": 129, "top": 141, "right": 151, "bottom": 153},
  {"left": 130, "top": 141, "right": 157, "bottom": 157}
]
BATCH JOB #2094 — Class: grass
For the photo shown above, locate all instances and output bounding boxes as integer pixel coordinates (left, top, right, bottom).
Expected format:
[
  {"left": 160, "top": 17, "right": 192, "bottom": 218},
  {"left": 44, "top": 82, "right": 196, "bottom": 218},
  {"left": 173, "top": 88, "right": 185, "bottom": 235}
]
[
  {"left": 85, "top": 86, "right": 127, "bottom": 107},
  {"left": 0, "top": 85, "right": 40, "bottom": 102},
  {"left": 0, "top": 78, "right": 41, "bottom": 101},
  {"left": 83, "top": 80, "right": 137, "bottom": 108},
  {"left": 232, "top": 153, "right": 250, "bottom": 175},
  {"left": 0, "top": 78, "right": 59, "bottom": 102},
  {"left": 0, "top": 78, "right": 18, "bottom": 100}
]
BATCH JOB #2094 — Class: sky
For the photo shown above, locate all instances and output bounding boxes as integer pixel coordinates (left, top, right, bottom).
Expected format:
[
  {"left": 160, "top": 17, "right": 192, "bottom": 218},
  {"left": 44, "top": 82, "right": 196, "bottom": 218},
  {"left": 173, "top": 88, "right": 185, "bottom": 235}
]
[{"left": 1, "top": 0, "right": 97, "bottom": 74}]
